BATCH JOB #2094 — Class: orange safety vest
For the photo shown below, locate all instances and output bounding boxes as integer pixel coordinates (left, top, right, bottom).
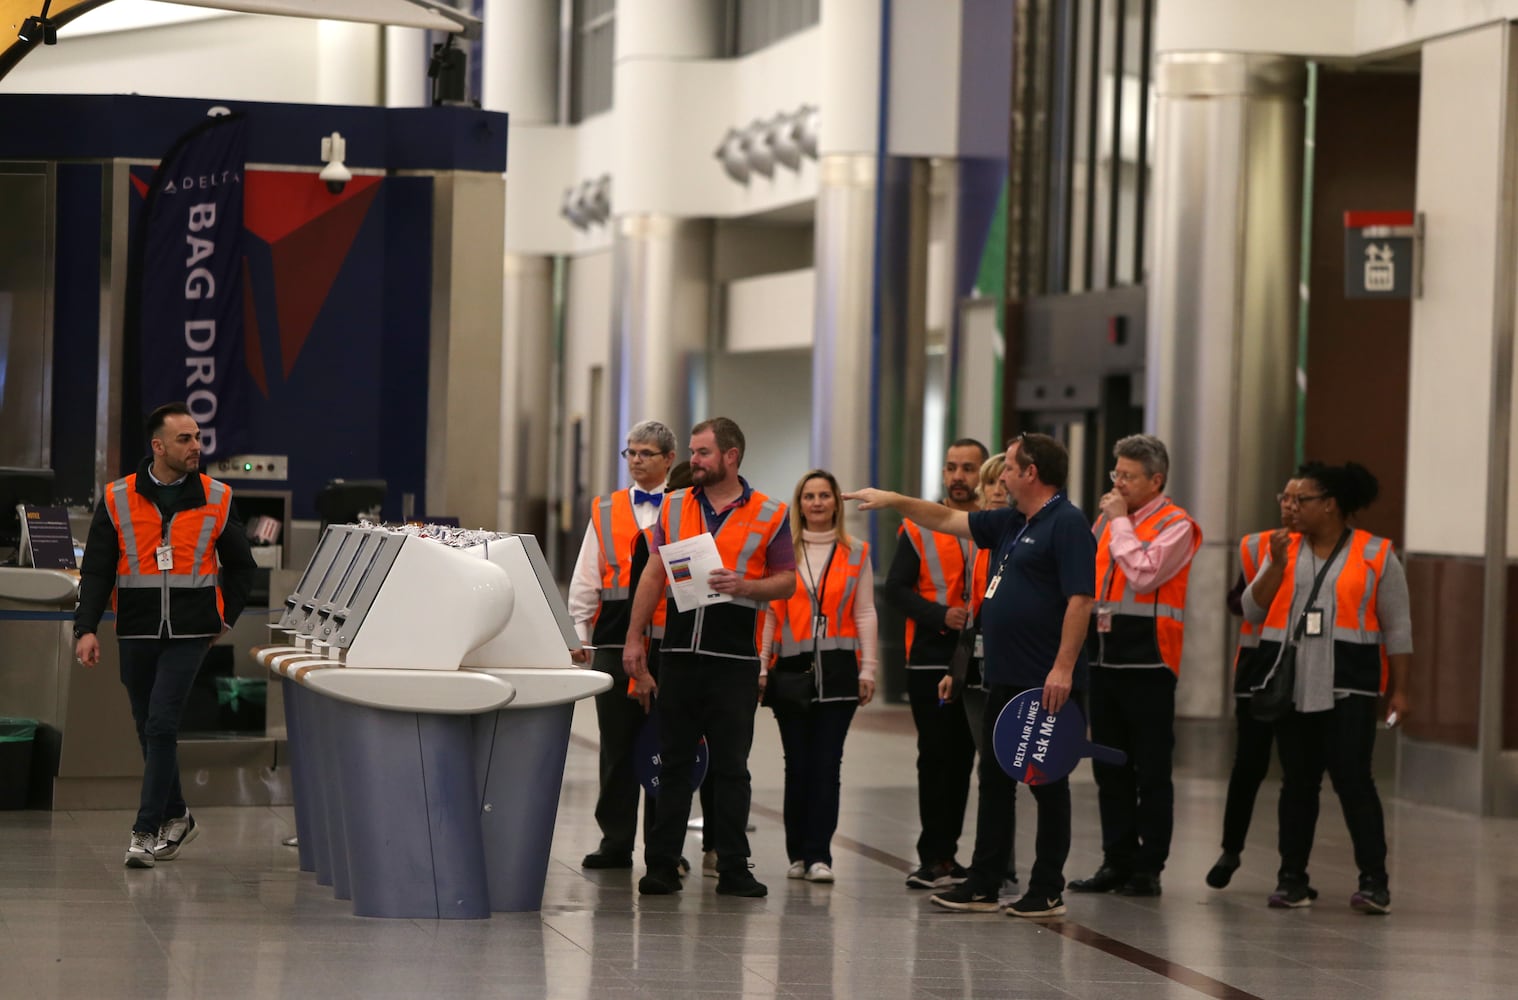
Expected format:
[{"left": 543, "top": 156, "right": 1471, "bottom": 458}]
[
  {"left": 104, "top": 471, "right": 231, "bottom": 638},
  {"left": 1231, "top": 531, "right": 1272, "bottom": 683},
  {"left": 658, "top": 486, "right": 789, "bottom": 658},
  {"left": 898, "top": 520, "right": 984, "bottom": 661},
  {"left": 770, "top": 539, "right": 869, "bottom": 701},
  {"left": 587, "top": 490, "right": 655, "bottom": 647},
  {"left": 1091, "top": 498, "right": 1201, "bottom": 675},
  {"left": 1256, "top": 529, "right": 1392, "bottom": 695}
]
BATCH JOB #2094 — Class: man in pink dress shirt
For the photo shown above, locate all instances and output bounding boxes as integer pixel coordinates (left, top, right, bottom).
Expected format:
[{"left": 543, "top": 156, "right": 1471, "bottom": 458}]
[{"left": 1067, "top": 434, "right": 1201, "bottom": 898}]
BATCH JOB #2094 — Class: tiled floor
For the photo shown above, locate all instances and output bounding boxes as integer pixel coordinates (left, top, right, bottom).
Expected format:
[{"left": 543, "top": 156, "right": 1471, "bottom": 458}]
[{"left": 2, "top": 702, "right": 1515, "bottom": 999}]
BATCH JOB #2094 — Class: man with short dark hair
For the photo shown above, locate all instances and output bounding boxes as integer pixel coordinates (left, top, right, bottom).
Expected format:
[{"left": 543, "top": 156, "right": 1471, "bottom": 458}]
[
  {"left": 624, "top": 417, "right": 796, "bottom": 898},
  {"left": 848, "top": 432, "right": 1096, "bottom": 918},
  {"left": 74, "top": 402, "right": 257, "bottom": 869},
  {"left": 1068, "top": 433, "right": 1200, "bottom": 898},
  {"left": 883, "top": 438, "right": 987, "bottom": 890},
  {"left": 568, "top": 419, "right": 676, "bottom": 870}
]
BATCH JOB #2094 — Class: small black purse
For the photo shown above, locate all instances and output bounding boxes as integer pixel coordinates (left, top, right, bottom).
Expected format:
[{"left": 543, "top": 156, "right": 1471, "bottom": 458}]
[
  {"left": 762, "top": 662, "right": 817, "bottom": 711},
  {"left": 1249, "top": 530, "right": 1349, "bottom": 723}
]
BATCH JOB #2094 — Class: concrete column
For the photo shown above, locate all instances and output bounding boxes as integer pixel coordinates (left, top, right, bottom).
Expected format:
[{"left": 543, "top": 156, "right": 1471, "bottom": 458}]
[
  {"left": 1147, "top": 53, "right": 1305, "bottom": 718},
  {"left": 484, "top": 0, "right": 559, "bottom": 539},
  {"left": 608, "top": 1, "right": 722, "bottom": 473},
  {"left": 384, "top": 26, "right": 429, "bottom": 107}
]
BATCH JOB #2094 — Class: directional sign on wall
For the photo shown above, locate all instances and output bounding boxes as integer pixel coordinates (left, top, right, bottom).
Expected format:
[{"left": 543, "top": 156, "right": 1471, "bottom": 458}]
[{"left": 1344, "top": 210, "right": 1418, "bottom": 299}]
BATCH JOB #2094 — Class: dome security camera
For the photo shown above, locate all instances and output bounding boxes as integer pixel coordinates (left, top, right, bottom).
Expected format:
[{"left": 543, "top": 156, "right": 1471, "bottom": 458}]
[{"left": 319, "top": 132, "right": 351, "bottom": 194}]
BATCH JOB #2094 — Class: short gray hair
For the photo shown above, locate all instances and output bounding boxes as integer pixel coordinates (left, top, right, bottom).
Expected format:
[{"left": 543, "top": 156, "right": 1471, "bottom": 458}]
[
  {"left": 628, "top": 420, "right": 676, "bottom": 455},
  {"left": 1113, "top": 434, "right": 1170, "bottom": 483}
]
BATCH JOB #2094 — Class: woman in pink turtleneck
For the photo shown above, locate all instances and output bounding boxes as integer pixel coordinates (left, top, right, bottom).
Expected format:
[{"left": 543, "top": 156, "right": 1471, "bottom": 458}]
[{"left": 759, "top": 469, "right": 878, "bottom": 884}]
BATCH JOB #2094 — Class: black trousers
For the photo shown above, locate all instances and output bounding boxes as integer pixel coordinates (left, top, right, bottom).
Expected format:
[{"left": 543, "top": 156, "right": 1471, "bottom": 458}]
[
  {"left": 644, "top": 652, "right": 758, "bottom": 875},
  {"left": 906, "top": 667, "right": 976, "bottom": 866},
  {"left": 966, "top": 684, "right": 1071, "bottom": 897},
  {"left": 589, "top": 646, "right": 655, "bottom": 856},
  {"left": 773, "top": 700, "right": 857, "bottom": 865},
  {"left": 119, "top": 638, "right": 206, "bottom": 834},
  {"left": 1275, "top": 695, "right": 1388, "bottom": 884},
  {"left": 1089, "top": 666, "right": 1176, "bottom": 875},
  {"left": 1220, "top": 696, "right": 1275, "bottom": 854}
]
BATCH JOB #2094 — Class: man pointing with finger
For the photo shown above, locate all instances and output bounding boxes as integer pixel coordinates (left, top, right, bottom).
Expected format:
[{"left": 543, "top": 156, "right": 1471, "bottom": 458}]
[{"left": 846, "top": 432, "right": 1094, "bottom": 918}]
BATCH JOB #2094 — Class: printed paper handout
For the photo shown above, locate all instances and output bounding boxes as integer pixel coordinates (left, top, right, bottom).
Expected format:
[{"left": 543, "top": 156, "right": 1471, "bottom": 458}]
[{"left": 658, "top": 533, "right": 733, "bottom": 612}]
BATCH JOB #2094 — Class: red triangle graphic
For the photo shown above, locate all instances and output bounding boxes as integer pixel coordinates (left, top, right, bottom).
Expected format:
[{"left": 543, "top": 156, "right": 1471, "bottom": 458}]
[
  {"left": 244, "top": 172, "right": 382, "bottom": 245},
  {"left": 269, "top": 182, "right": 382, "bottom": 378},
  {"left": 241, "top": 256, "right": 269, "bottom": 398}
]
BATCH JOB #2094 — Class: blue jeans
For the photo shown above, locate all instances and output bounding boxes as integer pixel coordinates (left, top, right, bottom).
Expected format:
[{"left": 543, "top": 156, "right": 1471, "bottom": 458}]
[
  {"left": 119, "top": 638, "right": 207, "bottom": 834},
  {"left": 773, "top": 700, "right": 857, "bottom": 866}
]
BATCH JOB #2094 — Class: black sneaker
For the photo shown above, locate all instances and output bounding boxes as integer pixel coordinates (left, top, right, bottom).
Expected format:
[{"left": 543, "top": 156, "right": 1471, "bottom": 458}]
[
  {"left": 1205, "top": 851, "right": 1241, "bottom": 889},
  {"left": 637, "top": 867, "right": 684, "bottom": 895},
  {"left": 929, "top": 883, "right": 1001, "bottom": 913},
  {"left": 905, "top": 861, "right": 969, "bottom": 890},
  {"left": 1067, "top": 864, "right": 1128, "bottom": 893},
  {"left": 152, "top": 811, "right": 199, "bottom": 861},
  {"left": 1350, "top": 876, "right": 1391, "bottom": 915},
  {"left": 582, "top": 850, "right": 633, "bottom": 870},
  {"left": 1268, "top": 879, "right": 1318, "bottom": 908},
  {"left": 715, "top": 866, "right": 768, "bottom": 897},
  {"left": 1005, "top": 890, "right": 1066, "bottom": 918}
]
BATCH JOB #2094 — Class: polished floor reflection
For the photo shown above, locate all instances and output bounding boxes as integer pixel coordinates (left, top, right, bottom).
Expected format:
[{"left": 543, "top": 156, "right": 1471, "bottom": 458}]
[{"left": 1, "top": 703, "right": 1514, "bottom": 999}]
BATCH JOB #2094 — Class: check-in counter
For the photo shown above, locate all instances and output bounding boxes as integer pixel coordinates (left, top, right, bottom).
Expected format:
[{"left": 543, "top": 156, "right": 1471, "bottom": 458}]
[
  {"left": 0, "top": 567, "right": 79, "bottom": 801},
  {"left": 254, "top": 523, "right": 608, "bottom": 918}
]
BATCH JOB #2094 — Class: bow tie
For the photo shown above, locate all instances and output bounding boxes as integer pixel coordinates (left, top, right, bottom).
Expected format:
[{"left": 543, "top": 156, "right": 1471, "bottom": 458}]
[{"left": 633, "top": 489, "right": 664, "bottom": 507}]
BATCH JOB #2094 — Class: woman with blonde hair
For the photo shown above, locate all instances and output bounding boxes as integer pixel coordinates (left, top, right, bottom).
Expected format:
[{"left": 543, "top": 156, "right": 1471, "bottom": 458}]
[{"left": 759, "top": 469, "right": 877, "bottom": 883}]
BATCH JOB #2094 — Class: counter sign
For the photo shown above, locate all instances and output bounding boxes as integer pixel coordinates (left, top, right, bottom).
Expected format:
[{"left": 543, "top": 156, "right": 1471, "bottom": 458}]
[{"left": 1344, "top": 211, "right": 1419, "bottom": 299}]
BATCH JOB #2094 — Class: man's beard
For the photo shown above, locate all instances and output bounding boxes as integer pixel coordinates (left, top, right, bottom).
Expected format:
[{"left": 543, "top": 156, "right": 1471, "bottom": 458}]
[{"left": 694, "top": 464, "right": 727, "bottom": 486}]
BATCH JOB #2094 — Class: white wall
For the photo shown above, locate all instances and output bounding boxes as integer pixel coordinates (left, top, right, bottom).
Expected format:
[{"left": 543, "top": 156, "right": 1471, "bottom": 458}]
[
  {"left": 1405, "top": 24, "right": 1508, "bottom": 557},
  {"left": 1, "top": 15, "right": 380, "bottom": 106},
  {"left": 726, "top": 269, "right": 815, "bottom": 352},
  {"left": 709, "top": 349, "right": 813, "bottom": 502},
  {"left": 563, "top": 250, "right": 614, "bottom": 498}
]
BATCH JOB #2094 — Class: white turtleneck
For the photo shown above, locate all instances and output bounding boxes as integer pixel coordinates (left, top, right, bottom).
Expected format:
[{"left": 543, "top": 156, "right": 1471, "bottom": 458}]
[{"left": 760, "top": 527, "right": 877, "bottom": 681}]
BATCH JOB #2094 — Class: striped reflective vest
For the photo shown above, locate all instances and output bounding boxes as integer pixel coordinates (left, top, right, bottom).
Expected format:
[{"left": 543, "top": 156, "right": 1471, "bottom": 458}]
[
  {"left": 657, "top": 486, "right": 789, "bottom": 658},
  {"left": 1231, "top": 531, "right": 1272, "bottom": 694},
  {"left": 769, "top": 539, "right": 869, "bottom": 701},
  {"left": 588, "top": 490, "right": 642, "bottom": 646},
  {"left": 104, "top": 471, "right": 232, "bottom": 638},
  {"left": 899, "top": 520, "right": 984, "bottom": 663},
  {"left": 1255, "top": 529, "right": 1393, "bottom": 695},
  {"left": 1090, "top": 499, "right": 1201, "bottom": 674}
]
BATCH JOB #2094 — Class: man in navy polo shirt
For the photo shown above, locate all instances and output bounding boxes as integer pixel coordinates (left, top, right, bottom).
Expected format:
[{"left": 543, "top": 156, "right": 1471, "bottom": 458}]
[{"left": 846, "top": 433, "right": 1094, "bottom": 918}]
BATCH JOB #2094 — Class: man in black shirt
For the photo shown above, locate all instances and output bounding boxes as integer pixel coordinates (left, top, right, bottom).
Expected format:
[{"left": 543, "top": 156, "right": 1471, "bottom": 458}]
[{"left": 847, "top": 433, "right": 1094, "bottom": 918}]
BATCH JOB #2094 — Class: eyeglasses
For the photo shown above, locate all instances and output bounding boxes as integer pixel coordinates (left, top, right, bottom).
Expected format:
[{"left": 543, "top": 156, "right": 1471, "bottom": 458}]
[
  {"left": 1109, "top": 470, "right": 1148, "bottom": 484},
  {"left": 621, "top": 448, "right": 664, "bottom": 460},
  {"left": 1276, "top": 492, "right": 1328, "bottom": 507}
]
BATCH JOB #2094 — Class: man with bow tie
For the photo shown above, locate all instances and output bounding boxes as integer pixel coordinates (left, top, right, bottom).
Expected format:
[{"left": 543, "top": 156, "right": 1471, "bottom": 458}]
[{"left": 569, "top": 419, "right": 676, "bottom": 869}]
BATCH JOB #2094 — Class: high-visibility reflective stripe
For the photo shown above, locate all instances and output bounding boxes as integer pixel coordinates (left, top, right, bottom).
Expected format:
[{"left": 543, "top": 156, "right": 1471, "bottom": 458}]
[
  {"left": 1151, "top": 509, "right": 1184, "bottom": 533},
  {"left": 190, "top": 512, "right": 217, "bottom": 574},
  {"left": 649, "top": 625, "right": 665, "bottom": 639},
  {"left": 917, "top": 530, "right": 950, "bottom": 601},
  {"left": 1259, "top": 626, "right": 1290, "bottom": 642},
  {"left": 1333, "top": 626, "right": 1383, "bottom": 644},
  {"left": 110, "top": 480, "right": 144, "bottom": 568},
  {"left": 599, "top": 585, "right": 631, "bottom": 601},
  {"left": 595, "top": 498, "right": 620, "bottom": 576},
  {"left": 734, "top": 527, "right": 765, "bottom": 575},
  {"left": 167, "top": 574, "right": 221, "bottom": 589},
  {"left": 117, "top": 574, "right": 160, "bottom": 589},
  {"left": 665, "top": 490, "right": 688, "bottom": 543},
  {"left": 1109, "top": 599, "right": 1185, "bottom": 622},
  {"left": 756, "top": 497, "right": 782, "bottom": 522},
  {"left": 729, "top": 596, "right": 761, "bottom": 609},
  {"left": 838, "top": 544, "right": 865, "bottom": 610},
  {"left": 1092, "top": 514, "right": 1109, "bottom": 538},
  {"left": 778, "top": 635, "right": 860, "bottom": 657}
]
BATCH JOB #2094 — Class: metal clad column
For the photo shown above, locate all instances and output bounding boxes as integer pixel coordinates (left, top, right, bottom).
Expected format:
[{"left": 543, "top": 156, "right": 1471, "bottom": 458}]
[
  {"left": 1147, "top": 54, "right": 1304, "bottom": 718},
  {"left": 609, "top": 2, "right": 722, "bottom": 471},
  {"left": 485, "top": 0, "right": 559, "bottom": 538}
]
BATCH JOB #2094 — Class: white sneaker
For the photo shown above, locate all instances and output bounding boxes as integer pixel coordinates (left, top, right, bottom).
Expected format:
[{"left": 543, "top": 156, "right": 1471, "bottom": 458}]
[
  {"left": 153, "top": 811, "right": 199, "bottom": 861},
  {"left": 804, "top": 862, "right": 835, "bottom": 883},
  {"left": 787, "top": 860, "right": 807, "bottom": 879},
  {"left": 702, "top": 849, "right": 719, "bottom": 878},
  {"left": 124, "top": 831, "right": 156, "bottom": 868}
]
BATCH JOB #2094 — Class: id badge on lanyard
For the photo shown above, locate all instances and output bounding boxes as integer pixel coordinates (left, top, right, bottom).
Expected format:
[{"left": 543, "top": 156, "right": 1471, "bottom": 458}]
[{"left": 155, "top": 545, "right": 174, "bottom": 571}]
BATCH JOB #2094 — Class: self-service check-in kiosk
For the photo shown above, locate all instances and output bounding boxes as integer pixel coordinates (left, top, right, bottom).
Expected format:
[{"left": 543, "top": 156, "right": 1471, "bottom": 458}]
[{"left": 252, "top": 523, "right": 610, "bottom": 919}]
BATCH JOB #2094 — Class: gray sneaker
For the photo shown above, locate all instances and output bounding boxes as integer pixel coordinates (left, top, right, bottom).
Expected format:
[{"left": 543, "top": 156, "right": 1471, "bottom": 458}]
[
  {"left": 124, "top": 831, "right": 156, "bottom": 869},
  {"left": 153, "top": 811, "right": 199, "bottom": 861}
]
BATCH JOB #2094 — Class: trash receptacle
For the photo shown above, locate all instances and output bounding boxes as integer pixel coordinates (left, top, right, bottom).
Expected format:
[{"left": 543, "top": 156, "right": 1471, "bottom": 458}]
[{"left": 0, "top": 718, "right": 37, "bottom": 810}]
